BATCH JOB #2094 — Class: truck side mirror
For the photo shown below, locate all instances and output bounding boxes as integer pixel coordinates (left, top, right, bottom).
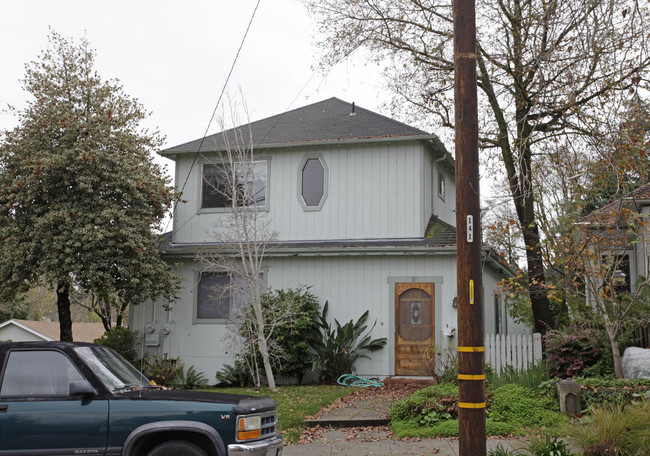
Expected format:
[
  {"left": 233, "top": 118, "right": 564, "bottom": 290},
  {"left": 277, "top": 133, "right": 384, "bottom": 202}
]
[{"left": 69, "top": 380, "right": 97, "bottom": 397}]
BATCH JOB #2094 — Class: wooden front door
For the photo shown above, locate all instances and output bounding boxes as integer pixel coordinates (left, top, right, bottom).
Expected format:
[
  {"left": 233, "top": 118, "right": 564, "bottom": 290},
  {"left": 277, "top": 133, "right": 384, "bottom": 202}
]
[{"left": 395, "top": 282, "right": 435, "bottom": 376}]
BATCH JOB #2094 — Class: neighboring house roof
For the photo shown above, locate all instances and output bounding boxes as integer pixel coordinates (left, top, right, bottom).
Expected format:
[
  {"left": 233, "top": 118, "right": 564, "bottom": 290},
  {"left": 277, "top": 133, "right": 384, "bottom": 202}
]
[
  {"left": 0, "top": 319, "right": 105, "bottom": 343},
  {"left": 579, "top": 181, "right": 650, "bottom": 225},
  {"left": 160, "top": 97, "right": 452, "bottom": 168}
]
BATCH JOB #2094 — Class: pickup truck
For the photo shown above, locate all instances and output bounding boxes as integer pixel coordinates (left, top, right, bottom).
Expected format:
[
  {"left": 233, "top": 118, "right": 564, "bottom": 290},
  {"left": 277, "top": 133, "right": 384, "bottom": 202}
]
[{"left": 0, "top": 341, "right": 283, "bottom": 456}]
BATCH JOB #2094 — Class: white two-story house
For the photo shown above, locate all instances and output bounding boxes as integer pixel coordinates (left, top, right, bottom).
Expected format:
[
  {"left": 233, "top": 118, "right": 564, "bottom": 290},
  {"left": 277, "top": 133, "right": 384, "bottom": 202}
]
[{"left": 130, "top": 98, "right": 525, "bottom": 379}]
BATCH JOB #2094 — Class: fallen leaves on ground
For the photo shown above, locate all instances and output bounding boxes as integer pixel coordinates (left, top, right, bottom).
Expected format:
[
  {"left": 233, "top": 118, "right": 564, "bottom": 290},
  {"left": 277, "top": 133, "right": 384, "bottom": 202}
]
[
  {"left": 306, "top": 378, "right": 434, "bottom": 420},
  {"left": 295, "top": 378, "right": 436, "bottom": 444}
]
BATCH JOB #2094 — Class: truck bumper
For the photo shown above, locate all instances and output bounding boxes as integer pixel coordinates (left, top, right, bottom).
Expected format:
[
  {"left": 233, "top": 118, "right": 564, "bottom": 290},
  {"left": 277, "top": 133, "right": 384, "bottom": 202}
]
[{"left": 227, "top": 434, "right": 283, "bottom": 455}]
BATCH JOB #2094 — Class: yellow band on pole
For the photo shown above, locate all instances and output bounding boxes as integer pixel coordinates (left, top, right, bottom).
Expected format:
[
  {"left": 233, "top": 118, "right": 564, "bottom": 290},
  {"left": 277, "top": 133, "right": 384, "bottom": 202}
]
[
  {"left": 458, "top": 402, "right": 486, "bottom": 409},
  {"left": 457, "top": 374, "right": 485, "bottom": 381},
  {"left": 457, "top": 346, "right": 484, "bottom": 352}
]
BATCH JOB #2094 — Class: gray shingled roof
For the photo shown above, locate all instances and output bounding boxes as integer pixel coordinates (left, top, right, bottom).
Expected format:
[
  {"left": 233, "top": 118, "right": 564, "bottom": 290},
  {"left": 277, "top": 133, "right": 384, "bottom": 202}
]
[
  {"left": 424, "top": 215, "right": 457, "bottom": 246},
  {"left": 579, "top": 180, "right": 650, "bottom": 225},
  {"left": 160, "top": 97, "right": 434, "bottom": 155}
]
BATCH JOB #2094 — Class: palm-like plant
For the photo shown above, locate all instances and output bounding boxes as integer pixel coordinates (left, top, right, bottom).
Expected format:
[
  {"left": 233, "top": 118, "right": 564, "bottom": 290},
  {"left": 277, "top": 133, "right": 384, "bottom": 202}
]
[{"left": 309, "top": 301, "right": 387, "bottom": 383}]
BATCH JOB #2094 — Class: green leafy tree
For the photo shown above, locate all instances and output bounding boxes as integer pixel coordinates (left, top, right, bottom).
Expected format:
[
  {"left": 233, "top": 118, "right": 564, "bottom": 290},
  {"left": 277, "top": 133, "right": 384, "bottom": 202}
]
[
  {"left": 305, "top": 0, "right": 650, "bottom": 334},
  {"left": 0, "top": 295, "right": 30, "bottom": 322},
  {"left": 0, "top": 31, "right": 180, "bottom": 340}
]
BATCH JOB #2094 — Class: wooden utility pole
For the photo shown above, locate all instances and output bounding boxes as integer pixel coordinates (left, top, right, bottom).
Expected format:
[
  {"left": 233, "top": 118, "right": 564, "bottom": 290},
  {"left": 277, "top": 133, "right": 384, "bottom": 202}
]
[{"left": 454, "top": 0, "right": 486, "bottom": 454}]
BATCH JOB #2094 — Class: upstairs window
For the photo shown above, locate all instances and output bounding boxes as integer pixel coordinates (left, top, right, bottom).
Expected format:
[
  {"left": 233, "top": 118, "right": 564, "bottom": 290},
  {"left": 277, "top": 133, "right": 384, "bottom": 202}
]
[
  {"left": 438, "top": 170, "right": 446, "bottom": 200},
  {"left": 298, "top": 154, "right": 328, "bottom": 210},
  {"left": 202, "top": 161, "right": 267, "bottom": 209}
]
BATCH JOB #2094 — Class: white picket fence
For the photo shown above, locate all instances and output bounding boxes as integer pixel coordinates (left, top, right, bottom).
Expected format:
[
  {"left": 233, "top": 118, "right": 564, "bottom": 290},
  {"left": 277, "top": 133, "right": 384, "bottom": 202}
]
[{"left": 485, "top": 333, "right": 542, "bottom": 374}]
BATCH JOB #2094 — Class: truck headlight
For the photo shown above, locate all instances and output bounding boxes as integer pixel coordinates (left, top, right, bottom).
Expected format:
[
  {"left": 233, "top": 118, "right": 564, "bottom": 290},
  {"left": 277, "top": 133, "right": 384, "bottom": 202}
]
[{"left": 237, "top": 415, "right": 262, "bottom": 441}]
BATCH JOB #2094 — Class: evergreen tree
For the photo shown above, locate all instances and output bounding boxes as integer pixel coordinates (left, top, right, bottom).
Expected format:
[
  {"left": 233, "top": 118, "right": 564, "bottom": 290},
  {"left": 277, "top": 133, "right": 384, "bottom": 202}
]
[{"left": 0, "top": 31, "right": 180, "bottom": 340}]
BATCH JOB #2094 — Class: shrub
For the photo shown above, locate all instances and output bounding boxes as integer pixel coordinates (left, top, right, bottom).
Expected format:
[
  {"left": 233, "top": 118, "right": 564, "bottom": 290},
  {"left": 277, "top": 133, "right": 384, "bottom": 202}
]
[
  {"left": 236, "top": 287, "right": 321, "bottom": 385},
  {"left": 523, "top": 432, "right": 577, "bottom": 456},
  {"left": 488, "top": 444, "right": 518, "bottom": 456},
  {"left": 576, "top": 377, "right": 650, "bottom": 410},
  {"left": 419, "top": 337, "right": 458, "bottom": 383},
  {"left": 215, "top": 360, "right": 253, "bottom": 387},
  {"left": 93, "top": 326, "right": 139, "bottom": 366},
  {"left": 390, "top": 383, "right": 459, "bottom": 421},
  {"left": 390, "top": 382, "right": 569, "bottom": 438},
  {"left": 142, "top": 354, "right": 182, "bottom": 386},
  {"left": 309, "top": 301, "right": 387, "bottom": 383},
  {"left": 259, "top": 288, "right": 320, "bottom": 383},
  {"left": 543, "top": 325, "right": 604, "bottom": 378},
  {"left": 173, "top": 365, "right": 208, "bottom": 390}
]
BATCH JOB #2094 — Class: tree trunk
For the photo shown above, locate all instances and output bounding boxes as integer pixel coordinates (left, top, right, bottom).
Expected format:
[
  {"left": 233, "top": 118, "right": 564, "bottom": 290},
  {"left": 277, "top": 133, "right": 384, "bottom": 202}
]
[
  {"left": 477, "top": 53, "right": 555, "bottom": 334},
  {"left": 56, "top": 282, "right": 73, "bottom": 341},
  {"left": 602, "top": 309, "right": 624, "bottom": 378},
  {"left": 253, "top": 299, "right": 277, "bottom": 391},
  {"left": 522, "top": 224, "right": 555, "bottom": 334}
]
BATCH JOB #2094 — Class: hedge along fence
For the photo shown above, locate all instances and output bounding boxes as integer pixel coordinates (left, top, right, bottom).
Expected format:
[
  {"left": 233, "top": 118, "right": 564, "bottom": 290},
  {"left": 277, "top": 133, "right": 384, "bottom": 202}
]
[{"left": 485, "top": 333, "right": 542, "bottom": 374}]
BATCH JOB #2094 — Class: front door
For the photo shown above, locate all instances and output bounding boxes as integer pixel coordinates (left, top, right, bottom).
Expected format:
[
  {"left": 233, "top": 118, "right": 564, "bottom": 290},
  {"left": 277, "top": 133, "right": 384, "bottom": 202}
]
[{"left": 395, "top": 282, "right": 435, "bottom": 376}]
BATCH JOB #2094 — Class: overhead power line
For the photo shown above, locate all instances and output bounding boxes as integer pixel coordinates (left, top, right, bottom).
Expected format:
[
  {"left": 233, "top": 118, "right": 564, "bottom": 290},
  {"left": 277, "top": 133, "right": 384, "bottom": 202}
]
[{"left": 162, "top": 0, "right": 263, "bottom": 236}]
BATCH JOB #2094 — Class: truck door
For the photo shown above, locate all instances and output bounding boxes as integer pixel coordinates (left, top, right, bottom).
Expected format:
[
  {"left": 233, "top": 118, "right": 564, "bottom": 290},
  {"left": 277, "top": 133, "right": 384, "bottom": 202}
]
[{"left": 0, "top": 348, "right": 109, "bottom": 456}]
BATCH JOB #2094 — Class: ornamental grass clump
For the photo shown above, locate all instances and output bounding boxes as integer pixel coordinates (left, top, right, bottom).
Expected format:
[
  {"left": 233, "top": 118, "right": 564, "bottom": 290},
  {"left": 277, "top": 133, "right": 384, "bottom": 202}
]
[{"left": 565, "top": 400, "right": 650, "bottom": 456}]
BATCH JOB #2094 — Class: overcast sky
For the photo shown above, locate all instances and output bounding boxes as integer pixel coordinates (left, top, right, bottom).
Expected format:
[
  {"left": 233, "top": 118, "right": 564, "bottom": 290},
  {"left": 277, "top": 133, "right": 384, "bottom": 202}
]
[{"left": 0, "top": 0, "right": 389, "bottom": 173}]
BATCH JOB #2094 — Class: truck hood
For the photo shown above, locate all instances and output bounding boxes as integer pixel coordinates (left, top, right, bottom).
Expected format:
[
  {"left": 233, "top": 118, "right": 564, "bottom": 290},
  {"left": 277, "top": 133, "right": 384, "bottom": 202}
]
[{"left": 113, "top": 389, "right": 277, "bottom": 413}]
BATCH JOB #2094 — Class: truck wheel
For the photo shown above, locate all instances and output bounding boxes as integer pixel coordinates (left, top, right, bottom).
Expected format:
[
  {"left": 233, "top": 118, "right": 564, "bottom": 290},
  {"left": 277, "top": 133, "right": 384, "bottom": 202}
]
[{"left": 147, "top": 440, "right": 207, "bottom": 456}]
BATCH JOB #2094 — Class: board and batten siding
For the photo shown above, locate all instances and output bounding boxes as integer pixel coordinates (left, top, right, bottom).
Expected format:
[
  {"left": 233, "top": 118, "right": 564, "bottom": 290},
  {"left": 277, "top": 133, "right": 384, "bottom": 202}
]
[
  {"left": 131, "top": 254, "right": 470, "bottom": 379},
  {"left": 129, "top": 260, "right": 237, "bottom": 376},
  {"left": 129, "top": 255, "right": 525, "bottom": 379},
  {"left": 170, "top": 140, "right": 434, "bottom": 244}
]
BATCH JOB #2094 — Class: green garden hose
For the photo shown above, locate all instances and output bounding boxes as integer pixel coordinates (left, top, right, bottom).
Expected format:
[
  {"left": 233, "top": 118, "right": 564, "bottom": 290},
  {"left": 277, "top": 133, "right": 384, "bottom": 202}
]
[{"left": 337, "top": 374, "right": 384, "bottom": 387}]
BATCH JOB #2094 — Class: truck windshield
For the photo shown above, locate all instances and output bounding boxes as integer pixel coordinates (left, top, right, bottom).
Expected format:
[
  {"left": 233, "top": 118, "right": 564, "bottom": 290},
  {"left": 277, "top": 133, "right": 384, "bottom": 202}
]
[{"left": 75, "top": 346, "right": 150, "bottom": 392}]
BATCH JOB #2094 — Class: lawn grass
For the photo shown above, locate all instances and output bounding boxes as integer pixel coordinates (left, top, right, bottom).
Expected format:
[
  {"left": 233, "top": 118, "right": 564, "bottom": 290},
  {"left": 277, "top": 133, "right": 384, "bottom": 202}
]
[{"left": 206, "top": 385, "right": 358, "bottom": 443}]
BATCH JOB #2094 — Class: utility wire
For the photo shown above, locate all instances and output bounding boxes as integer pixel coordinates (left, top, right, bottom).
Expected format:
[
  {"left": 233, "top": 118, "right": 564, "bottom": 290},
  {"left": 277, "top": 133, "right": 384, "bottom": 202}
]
[{"left": 161, "top": 0, "right": 262, "bottom": 236}]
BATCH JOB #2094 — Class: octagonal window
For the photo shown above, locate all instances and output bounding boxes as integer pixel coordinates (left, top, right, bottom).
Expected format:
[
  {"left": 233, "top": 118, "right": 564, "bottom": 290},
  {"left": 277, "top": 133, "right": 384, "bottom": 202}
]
[{"left": 301, "top": 158, "right": 325, "bottom": 207}]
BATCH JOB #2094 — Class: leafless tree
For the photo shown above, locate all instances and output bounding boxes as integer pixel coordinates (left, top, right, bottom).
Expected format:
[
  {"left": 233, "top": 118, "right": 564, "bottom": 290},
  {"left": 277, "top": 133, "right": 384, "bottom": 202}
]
[
  {"left": 304, "top": 0, "right": 650, "bottom": 334},
  {"left": 569, "top": 207, "right": 649, "bottom": 377},
  {"left": 197, "top": 97, "right": 281, "bottom": 391}
]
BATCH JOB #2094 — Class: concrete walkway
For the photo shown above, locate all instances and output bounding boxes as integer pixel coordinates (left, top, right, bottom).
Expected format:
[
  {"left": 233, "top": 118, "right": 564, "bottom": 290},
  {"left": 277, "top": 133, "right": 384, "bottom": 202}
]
[
  {"left": 282, "top": 427, "right": 525, "bottom": 456},
  {"left": 283, "top": 394, "right": 526, "bottom": 455}
]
